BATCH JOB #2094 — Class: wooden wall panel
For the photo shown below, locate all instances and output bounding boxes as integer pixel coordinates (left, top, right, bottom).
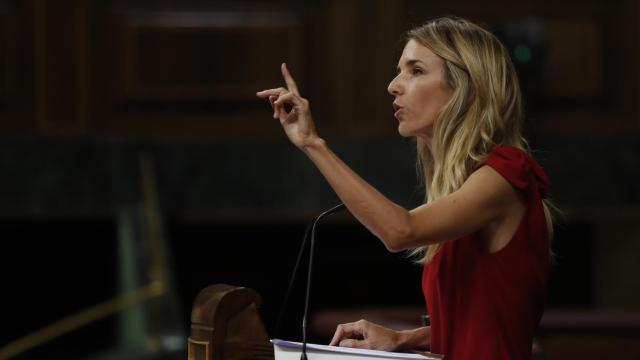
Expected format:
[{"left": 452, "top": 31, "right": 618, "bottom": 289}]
[
  {"left": 93, "top": 7, "right": 306, "bottom": 137},
  {"left": 0, "top": 0, "right": 33, "bottom": 135},
  {"left": 0, "top": 9, "right": 7, "bottom": 106},
  {"left": 114, "top": 12, "right": 304, "bottom": 102},
  {"left": 0, "top": 0, "right": 635, "bottom": 138},
  {"left": 543, "top": 17, "right": 603, "bottom": 100},
  {"left": 32, "top": 0, "right": 90, "bottom": 135},
  {"left": 318, "top": 0, "right": 405, "bottom": 136},
  {"left": 405, "top": 0, "right": 639, "bottom": 136},
  {"left": 618, "top": 0, "right": 640, "bottom": 122}
]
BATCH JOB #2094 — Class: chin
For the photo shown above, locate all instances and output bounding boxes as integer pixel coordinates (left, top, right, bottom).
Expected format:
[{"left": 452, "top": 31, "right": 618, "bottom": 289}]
[
  {"left": 397, "top": 123, "right": 415, "bottom": 138},
  {"left": 398, "top": 121, "right": 433, "bottom": 139}
]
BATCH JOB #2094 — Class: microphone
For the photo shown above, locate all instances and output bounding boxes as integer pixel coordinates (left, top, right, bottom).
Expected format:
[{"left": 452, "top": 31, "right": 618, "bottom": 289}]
[
  {"left": 272, "top": 203, "right": 347, "bottom": 359},
  {"left": 301, "top": 203, "right": 346, "bottom": 360}
]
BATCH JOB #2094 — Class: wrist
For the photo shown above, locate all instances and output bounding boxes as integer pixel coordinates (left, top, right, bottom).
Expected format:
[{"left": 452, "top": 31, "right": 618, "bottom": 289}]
[
  {"left": 300, "top": 136, "right": 326, "bottom": 153},
  {"left": 396, "top": 327, "right": 430, "bottom": 351}
]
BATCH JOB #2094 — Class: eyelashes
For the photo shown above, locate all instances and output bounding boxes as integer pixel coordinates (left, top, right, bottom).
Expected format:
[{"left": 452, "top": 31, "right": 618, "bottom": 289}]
[{"left": 395, "top": 67, "right": 425, "bottom": 76}]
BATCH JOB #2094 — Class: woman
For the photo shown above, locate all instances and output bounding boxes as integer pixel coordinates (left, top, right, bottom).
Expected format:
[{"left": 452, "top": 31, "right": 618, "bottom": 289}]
[{"left": 257, "top": 16, "right": 553, "bottom": 360}]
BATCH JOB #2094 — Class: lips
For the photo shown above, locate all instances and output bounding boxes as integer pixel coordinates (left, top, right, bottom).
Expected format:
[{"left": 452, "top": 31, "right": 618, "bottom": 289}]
[{"left": 393, "top": 102, "right": 404, "bottom": 119}]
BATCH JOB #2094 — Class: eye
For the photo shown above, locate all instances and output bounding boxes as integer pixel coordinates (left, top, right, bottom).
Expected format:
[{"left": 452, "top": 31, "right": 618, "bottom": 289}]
[{"left": 411, "top": 67, "right": 424, "bottom": 75}]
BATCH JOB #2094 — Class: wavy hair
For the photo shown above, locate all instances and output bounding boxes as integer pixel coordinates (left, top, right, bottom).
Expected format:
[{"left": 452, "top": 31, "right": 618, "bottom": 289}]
[{"left": 406, "top": 17, "right": 555, "bottom": 263}]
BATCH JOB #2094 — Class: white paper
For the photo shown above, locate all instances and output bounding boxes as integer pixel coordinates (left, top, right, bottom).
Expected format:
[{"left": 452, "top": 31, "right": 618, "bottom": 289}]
[{"left": 271, "top": 339, "right": 442, "bottom": 360}]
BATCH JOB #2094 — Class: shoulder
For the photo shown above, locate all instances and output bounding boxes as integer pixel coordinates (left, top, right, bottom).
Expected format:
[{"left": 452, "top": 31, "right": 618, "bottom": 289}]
[
  {"left": 405, "top": 162, "right": 523, "bottom": 248},
  {"left": 461, "top": 164, "right": 521, "bottom": 209},
  {"left": 458, "top": 145, "right": 544, "bottom": 214},
  {"left": 480, "top": 145, "right": 549, "bottom": 198}
]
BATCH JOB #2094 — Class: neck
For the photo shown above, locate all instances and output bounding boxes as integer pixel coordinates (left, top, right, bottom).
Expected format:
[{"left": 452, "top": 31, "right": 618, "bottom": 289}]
[{"left": 418, "top": 134, "right": 436, "bottom": 161}]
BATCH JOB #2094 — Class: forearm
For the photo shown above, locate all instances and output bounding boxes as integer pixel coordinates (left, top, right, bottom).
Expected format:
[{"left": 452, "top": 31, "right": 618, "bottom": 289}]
[{"left": 301, "top": 138, "right": 413, "bottom": 251}]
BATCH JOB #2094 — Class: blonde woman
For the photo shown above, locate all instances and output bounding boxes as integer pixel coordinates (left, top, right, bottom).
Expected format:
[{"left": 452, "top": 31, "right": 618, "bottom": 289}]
[{"left": 257, "top": 16, "right": 552, "bottom": 360}]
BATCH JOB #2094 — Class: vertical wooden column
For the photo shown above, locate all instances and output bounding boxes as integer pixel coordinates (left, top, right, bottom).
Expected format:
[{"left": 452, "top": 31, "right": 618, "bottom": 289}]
[
  {"left": 32, "top": 0, "right": 90, "bottom": 135},
  {"left": 322, "top": 0, "right": 405, "bottom": 136},
  {"left": 0, "top": 0, "right": 33, "bottom": 134},
  {"left": 367, "top": 0, "right": 406, "bottom": 135},
  {"left": 324, "top": 0, "right": 357, "bottom": 133},
  {"left": 620, "top": 0, "right": 640, "bottom": 125}
]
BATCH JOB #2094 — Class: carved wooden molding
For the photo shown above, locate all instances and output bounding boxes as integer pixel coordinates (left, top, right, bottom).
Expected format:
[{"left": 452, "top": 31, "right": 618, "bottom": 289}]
[
  {"left": 189, "top": 284, "right": 273, "bottom": 360},
  {"left": 109, "top": 10, "right": 304, "bottom": 104}
]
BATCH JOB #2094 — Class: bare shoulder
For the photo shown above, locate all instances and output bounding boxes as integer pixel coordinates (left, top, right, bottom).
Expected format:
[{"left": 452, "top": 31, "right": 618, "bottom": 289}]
[
  {"left": 404, "top": 164, "right": 526, "bottom": 247},
  {"left": 465, "top": 165, "right": 527, "bottom": 252},
  {"left": 459, "top": 165, "right": 523, "bottom": 208}
]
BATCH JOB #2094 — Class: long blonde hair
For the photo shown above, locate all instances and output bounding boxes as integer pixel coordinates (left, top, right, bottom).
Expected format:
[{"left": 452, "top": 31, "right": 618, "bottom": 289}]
[{"left": 407, "top": 17, "right": 554, "bottom": 263}]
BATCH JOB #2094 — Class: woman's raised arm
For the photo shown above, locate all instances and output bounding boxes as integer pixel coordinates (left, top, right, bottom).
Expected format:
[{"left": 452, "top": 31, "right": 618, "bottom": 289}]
[
  {"left": 256, "top": 63, "right": 415, "bottom": 251},
  {"left": 256, "top": 64, "right": 518, "bottom": 252}
]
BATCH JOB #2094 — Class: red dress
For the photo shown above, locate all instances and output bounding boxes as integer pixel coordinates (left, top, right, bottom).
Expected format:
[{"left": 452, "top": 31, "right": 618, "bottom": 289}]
[{"left": 422, "top": 145, "right": 550, "bottom": 360}]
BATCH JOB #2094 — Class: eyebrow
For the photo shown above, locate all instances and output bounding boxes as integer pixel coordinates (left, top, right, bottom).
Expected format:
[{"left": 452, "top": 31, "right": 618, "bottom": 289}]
[{"left": 396, "top": 59, "right": 427, "bottom": 71}]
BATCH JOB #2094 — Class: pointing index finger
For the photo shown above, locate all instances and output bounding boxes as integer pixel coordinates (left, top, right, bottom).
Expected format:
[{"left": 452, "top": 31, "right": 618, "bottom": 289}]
[{"left": 281, "top": 63, "right": 300, "bottom": 96}]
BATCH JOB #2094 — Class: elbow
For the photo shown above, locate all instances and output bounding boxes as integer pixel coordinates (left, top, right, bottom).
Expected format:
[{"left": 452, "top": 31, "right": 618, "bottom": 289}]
[
  {"left": 383, "top": 242, "right": 404, "bottom": 253},
  {"left": 380, "top": 226, "right": 414, "bottom": 253}
]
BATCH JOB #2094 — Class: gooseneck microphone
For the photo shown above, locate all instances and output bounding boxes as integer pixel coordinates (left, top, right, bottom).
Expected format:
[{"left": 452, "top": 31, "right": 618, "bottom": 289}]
[
  {"left": 272, "top": 203, "right": 347, "bottom": 360},
  {"left": 301, "top": 203, "right": 346, "bottom": 360}
]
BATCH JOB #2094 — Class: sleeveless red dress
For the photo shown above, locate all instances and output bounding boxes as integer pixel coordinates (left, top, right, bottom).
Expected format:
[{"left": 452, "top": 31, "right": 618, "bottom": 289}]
[{"left": 422, "top": 145, "right": 549, "bottom": 360}]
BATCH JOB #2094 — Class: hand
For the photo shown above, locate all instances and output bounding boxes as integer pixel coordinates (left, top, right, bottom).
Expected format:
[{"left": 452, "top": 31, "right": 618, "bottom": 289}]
[
  {"left": 329, "top": 319, "right": 400, "bottom": 351},
  {"left": 256, "top": 63, "right": 319, "bottom": 149}
]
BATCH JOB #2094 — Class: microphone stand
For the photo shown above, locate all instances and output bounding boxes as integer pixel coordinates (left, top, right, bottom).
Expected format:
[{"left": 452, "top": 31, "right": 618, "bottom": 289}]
[
  {"left": 272, "top": 203, "right": 346, "bottom": 360},
  {"left": 301, "top": 203, "right": 345, "bottom": 360}
]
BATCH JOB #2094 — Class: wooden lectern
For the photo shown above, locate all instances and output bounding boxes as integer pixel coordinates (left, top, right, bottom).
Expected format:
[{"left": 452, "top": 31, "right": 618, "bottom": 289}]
[{"left": 188, "top": 284, "right": 274, "bottom": 360}]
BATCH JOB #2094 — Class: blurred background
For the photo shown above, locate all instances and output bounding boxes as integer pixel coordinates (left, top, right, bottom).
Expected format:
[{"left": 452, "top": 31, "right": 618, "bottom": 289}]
[{"left": 0, "top": 0, "right": 638, "bottom": 359}]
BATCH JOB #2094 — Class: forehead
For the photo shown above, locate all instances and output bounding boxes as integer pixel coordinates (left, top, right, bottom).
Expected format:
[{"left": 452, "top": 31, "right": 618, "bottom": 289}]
[{"left": 397, "top": 39, "right": 441, "bottom": 67}]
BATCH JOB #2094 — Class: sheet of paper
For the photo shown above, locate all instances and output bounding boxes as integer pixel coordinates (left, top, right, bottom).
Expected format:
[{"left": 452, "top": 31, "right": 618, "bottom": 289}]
[{"left": 271, "top": 339, "right": 442, "bottom": 360}]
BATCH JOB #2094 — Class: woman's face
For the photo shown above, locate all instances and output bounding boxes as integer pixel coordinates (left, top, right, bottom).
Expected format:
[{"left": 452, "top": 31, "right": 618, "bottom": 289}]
[{"left": 388, "top": 39, "right": 453, "bottom": 140}]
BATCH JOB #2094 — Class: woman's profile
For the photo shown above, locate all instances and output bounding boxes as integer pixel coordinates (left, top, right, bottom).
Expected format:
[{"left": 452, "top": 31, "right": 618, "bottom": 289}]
[{"left": 257, "top": 16, "right": 554, "bottom": 360}]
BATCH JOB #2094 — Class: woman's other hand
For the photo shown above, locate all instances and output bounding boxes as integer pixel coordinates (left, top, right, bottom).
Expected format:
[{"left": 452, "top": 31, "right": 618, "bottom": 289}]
[
  {"left": 329, "top": 319, "right": 400, "bottom": 352},
  {"left": 256, "top": 63, "right": 319, "bottom": 149}
]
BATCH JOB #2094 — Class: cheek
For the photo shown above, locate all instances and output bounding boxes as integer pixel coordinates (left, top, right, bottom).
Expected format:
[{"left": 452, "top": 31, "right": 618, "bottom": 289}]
[
  {"left": 416, "top": 86, "right": 450, "bottom": 118},
  {"left": 413, "top": 96, "right": 440, "bottom": 122}
]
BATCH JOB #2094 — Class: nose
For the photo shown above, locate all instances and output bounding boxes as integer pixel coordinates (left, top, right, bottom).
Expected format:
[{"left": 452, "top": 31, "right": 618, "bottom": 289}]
[{"left": 387, "top": 73, "right": 403, "bottom": 96}]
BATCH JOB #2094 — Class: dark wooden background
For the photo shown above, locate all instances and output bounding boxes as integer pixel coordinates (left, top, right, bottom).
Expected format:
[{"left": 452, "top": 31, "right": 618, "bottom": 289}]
[{"left": 0, "top": 0, "right": 638, "bottom": 359}]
